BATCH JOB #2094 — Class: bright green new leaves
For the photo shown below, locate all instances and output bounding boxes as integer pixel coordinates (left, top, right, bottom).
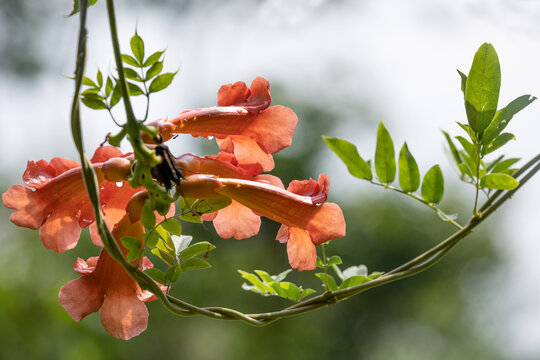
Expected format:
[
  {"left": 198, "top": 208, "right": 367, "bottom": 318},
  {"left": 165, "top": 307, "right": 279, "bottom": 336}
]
[
  {"left": 480, "top": 173, "right": 519, "bottom": 190},
  {"left": 323, "top": 136, "right": 372, "bottom": 180},
  {"left": 149, "top": 72, "right": 178, "bottom": 93},
  {"left": 80, "top": 69, "right": 122, "bottom": 111},
  {"left": 130, "top": 31, "right": 145, "bottom": 64},
  {"left": 68, "top": 0, "right": 98, "bottom": 16},
  {"left": 375, "top": 122, "right": 396, "bottom": 183},
  {"left": 421, "top": 165, "right": 444, "bottom": 204},
  {"left": 238, "top": 269, "right": 315, "bottom": 302},
  {"left": 398, "top": 143, "right": 420, "bottom": 192},
  {"left": 465, "top": 43, "right": 501, "bottom": 133}
]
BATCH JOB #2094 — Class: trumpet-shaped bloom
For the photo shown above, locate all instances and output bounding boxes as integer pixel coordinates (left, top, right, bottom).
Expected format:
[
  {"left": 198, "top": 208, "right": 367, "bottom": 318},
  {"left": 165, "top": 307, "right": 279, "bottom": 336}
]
[
  {"left": 179, "top": 174, "right": 346, "bottom": 270},
  {"left": 59, "top": 208, "right": 161, "bottom": 340},
  {"left": 177, "top": 152, "right": 283, "bottom": 240},
  {"left": 2, "top": 147, "right": 136, "bottom": 253},
  {"left": 147, "top": 77, "right": 298, "bottom": 171}
]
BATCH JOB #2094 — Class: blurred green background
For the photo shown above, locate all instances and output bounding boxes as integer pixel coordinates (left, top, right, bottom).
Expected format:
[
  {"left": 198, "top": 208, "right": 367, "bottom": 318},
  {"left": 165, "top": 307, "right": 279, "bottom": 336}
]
[{"left": 1, "top": 1, "right": 539, "bottom": 359}]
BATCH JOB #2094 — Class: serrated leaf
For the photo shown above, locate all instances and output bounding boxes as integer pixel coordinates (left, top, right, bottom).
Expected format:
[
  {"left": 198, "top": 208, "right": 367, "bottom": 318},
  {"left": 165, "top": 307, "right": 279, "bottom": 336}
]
[
  {"left": 465, "top": 43, "right": 501, "bottom": 132},
  {"left": 160, "top": 218, "right": 182, "bottom": 236},
  {"left": 144, "top": 268, "right": 167, "bottom": 284},
  {"left": 181, "top": 258, "right": 211, "bottom": 272},
  {"left": 145, "top": 231, "right": 160, "bottom": 248},
  {"left": 375, "top": 122, "right": 396, "bottom": 183},
  {"left": 141, "top": 204, "right": 156, "bottom": 229},
  {"left": 105, "top": 77, "right": 113, "bottom": 97},
  {"left": 149, "top": 72, "right": 177, "bottom": 93},
  {"left": 130, "top": 31, "right": 145, "bottom": 64},
  {"left": 81, "top": 94, "right": 107, "bottom": 110},
  {"left": 179, "top": 241, "right": 216, "bottom": 261},
  {"left": 146, "top": 61, "right": 163, "bottom": 81},
  {"left": 121, "top": 54, "right": 140, "bottom": 67},
  {"left": 120, "top": 236, "right": 141, "bottom": 251},
  {"left": 483, "top": 132, "right": 516, "bottom": 155},
  {"left": 144, "top": 50, "right": 165, "bottom": 67},
  {"left": 315, "top": 273, "right": 338, "bottom": 291},
  {"left": 127, "top": 82, "right": 145, "bottom": 96},
  {"left": 480, "top": 173, "right": 519, "bottom": 190},
  {"left": 68, "top": 0, "right": 98, "bottom": 17},
  {"left": 482, "top": 95, "right": 536, "bottom": 145},
  {"left": 323, "top": 136, "right": 372, "bottom": 180},
  {"left": 398, "top": 142, "right": 420, "bottom": 192},
  {"left": 124, "top": 67, "right": 142, "bottom": 82},
  {"left": 421, "top": 165, "right": 444, "bottom": 204},
  {"left": 492, "top": 158, "right": 520, "bottom": 174}
]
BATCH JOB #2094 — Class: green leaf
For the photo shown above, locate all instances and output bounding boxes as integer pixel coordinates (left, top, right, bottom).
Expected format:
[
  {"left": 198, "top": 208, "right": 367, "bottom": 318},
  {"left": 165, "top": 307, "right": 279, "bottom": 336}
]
[
  {"left": 130, "top": 31, "right": 145, "bottom": 64},
  {"left": 480, "top": 173, "right": 519, "bottom": 190},
  {"left": 141, "top": 205, "right": 156, "bottom": 229},
  {"left": 315, "top": 273, "right": 338, "bottom": 291},
  {"left": 465, "top": 43, "right": 501, "bottom": 132},
  {"left": 442, "top": 130, "right": 462, "bottom": 166},
  {"left": 492, "top": 158, "right": 520, "bottom": 174},
  {"left": 149, "top": 72, "right": 177, "bottom": 93},
  {"left": 421, "top": 165, "right": 444, "bottom": 204},
  {"left": 273, "top": 269, "right": 292, "bottom": 282},
  {"left": 121, "top": 54, "right": 140, "bottom": 67},
  {"left": 151, "top": 248, "right": 177, "bottom": 266},
  {"left": 168, "top": 264, "right": 183, "bottom": 283},
  {"left": 124, "top": 67, "right": 142, "bottom": 82},
  {"left": 238, "top": 270, "right": 273, "bottom": 294},
  {"left": 254, "top": 270, "right": 274, "bottom": 284},
  {"left": 192, "top": 197, "right": 232, "bottom": 214},
  {"left": 96, "top": 69, "right": 103, "bottom": 88},
  {"left": 68, "top": 0, "right": 98, "bottom": 17},
  {"left": 160, "top": 218, "right": 182, "bottom": 236},
  {"left": 120, "top": 236, "right": 141, "bottom": 251},
  {"left": 338, "top": 275, "right": 370, "bottom": 289},
  {"left": 179, "top": 241, "right": 216, "bottom": 261},
  {"left": 483, "top": 132, "right": 515, "bottom": 155},
  {"left": 457, "top": 69, "right": 467, "bottom": 96},
  {"left": 298, "top": 289, "right": 316, "bottom": 300},
  {"left": 145, "top": 61, "right": 163, "bottom": 81},
  {"left": 374, "top": 122, "right": 396, "bottom": 183},
  {"left": 126, "top": 250, "right": 141, "bottom": 262},
  {"left": 144, "top": 231, "right": 160, "bottom": 248},
  {"left": 280, "top": 282, "right": 301, "bottom": 302},
  {"left": 398, "top": 142, "right": 420, "bottom": 193},
  {"left": 482, "top": 95, "right": 536, "bottom": 144},
  {"left": 110, "top": 83, "right": 122, "bottom": 107},
  {"left": 81, "top": 94, "right": 107, "bottom": 110},
  {"left": 105, "top": 77, "right": 113, "bottom": 97},
  {"left": 83, "top": 76, "right": 98, "bottom": 88},
  {"left": 144, "top": 268, "right": 167, "bottom": 284},
  {"left": 81, "top": 88, "right": 100, "bottom": 95},
  {"left": 458, "top": 163, "right": 474, "bottom": 180},
  {"left": 127, "top": 82, "right": 145, "bottom": 96},
  {"left": 144, "top": 50, "right": 165, "bottom": 67},
  {"left": 270, "top": 282, "right": 287, "bottom": 297},
  {"left": 181, "top": 258, "right": 211, "bottom": 272},
  {"left": 323, "top": 136, "right": 372, "bottom": 180},
  {"left": 327, "top": 256, "right": 342, "bottom": 267},
  {"left": 455, "top": 136, "right": 477, "bottom": 162},
  {"left": 178, "top": 213, "right": 202, "bottom": 223}
]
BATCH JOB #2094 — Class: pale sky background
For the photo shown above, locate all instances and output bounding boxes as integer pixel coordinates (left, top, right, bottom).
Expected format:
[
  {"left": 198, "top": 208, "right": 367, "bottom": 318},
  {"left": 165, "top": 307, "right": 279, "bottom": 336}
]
[{"left": 0, "top": 0, "right": 539, "bottom": 358}]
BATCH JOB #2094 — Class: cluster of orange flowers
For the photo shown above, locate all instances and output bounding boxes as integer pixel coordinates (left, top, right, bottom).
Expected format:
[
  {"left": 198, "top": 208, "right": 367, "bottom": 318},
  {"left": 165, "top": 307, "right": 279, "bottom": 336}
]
[{"left": 2, "top": 77, "right": 346, "bottom": 339}]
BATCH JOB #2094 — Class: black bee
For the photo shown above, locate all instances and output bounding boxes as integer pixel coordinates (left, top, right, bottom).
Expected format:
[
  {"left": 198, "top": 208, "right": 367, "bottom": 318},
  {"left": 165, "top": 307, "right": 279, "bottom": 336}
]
[{"left": 149, "top": 136, "right": 184, "bottom": 190}]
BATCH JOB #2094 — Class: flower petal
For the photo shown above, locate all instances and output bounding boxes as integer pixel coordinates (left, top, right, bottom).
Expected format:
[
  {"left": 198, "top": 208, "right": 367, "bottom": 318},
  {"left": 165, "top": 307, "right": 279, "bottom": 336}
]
[
  {"left": 286, "top": 227, "right": 317, "bottom": 271},
  {"left": 217, "top": 77, "right": 271, "bottom": 114},
  {"left": 225, "top": 136, "right": 275, "bottom": 172},
  {"left": 2, "top": 185, "right": 47, "bottom": 229},
  {"left": 100, "top": 292, "right": 149, "bottom": 340},
  {"left": 40, "top": 208, "right": 82, "bottom": 253},
  {"left": 212, "top": 200, "right": 261, "bottom": 240},
  {"left": 59, "top": 276, "right": 103, "bottom": 322}
]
